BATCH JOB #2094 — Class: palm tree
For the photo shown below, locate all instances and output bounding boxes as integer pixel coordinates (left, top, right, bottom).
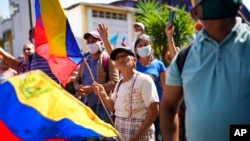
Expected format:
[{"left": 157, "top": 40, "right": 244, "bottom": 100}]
[{"left": 136, "top": 0, "right": 195, "bottom": 63}]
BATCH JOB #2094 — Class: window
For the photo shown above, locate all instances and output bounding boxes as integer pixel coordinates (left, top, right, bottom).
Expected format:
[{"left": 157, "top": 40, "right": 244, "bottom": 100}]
[
  {"left": 112, "top": 13, "right": 117, "bottom": 19},
  {"left": 92, "top": 10, "right": 98, "bottom": 17},
  {"left": 118, "top": 13, "right": 126, "bottom": 20},
  {"left": 99, "top": 11, "right": 104, "bottom": 18},
  {"left": 106, "top": 12, "right": 111, "bottom": 19},
  {"left": 92, "top": 10, "right": 127, "bottom": 21}
]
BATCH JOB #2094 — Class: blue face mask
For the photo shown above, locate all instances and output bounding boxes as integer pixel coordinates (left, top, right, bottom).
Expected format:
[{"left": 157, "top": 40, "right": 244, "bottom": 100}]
[{"left": 137, "top": 45, "right": 152, "bottom": 57}]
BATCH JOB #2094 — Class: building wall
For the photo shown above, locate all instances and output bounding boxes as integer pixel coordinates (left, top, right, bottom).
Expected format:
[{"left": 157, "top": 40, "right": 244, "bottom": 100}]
[
  {"left": 87, "top": 6, "right": 134, "bottom": 46},
  {"left": 10, "top": 0, "right": 33, "bottom": 57},
  {"left": 0, "top": 0, "right": 34, "bottom": 57}
]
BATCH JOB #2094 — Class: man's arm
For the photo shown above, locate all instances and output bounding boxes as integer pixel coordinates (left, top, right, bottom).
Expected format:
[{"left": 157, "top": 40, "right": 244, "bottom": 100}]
[
  {"left": 160, "top": 71, "right": 166, "bottom": 90},
  {"left": 165, "top": 22, "right": 178, "bottom": 61},
  {"left": 93, "top": 82, "right": 115, "bottom": 112},
  {"left": 131, "top": 102, "right": 159, "bottom": 141},
  {"left": 98, "top": 23, "right": 114, "bottom": 55},
  {"left": 0, "top": 47, "right": 20, "bottom": 70},
  {"left": 160, "top": 85, "right": 183, "bottom": 141}
]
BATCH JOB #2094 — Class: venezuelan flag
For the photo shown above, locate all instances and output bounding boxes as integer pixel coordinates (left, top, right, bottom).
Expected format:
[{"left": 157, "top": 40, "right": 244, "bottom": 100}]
[
  {"left": 34, "top": 0, "right": 83, "bottom": 85},
  {"left": 0, "top": 70, "right": 119, "bottom": 140}
]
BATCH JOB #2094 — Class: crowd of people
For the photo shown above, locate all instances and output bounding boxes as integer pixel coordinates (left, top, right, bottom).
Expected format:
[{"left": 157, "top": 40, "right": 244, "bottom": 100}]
[{"left": 0, "top": 0, "right": 250, "bottom": 141}]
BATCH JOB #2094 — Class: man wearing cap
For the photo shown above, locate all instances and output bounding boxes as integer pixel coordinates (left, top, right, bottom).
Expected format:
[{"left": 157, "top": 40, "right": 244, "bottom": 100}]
[
  {"left": 134, "top": 22, "right": 145, "bottom": 38},
  {"left": 119, "top": 22, "right": 148, "bottom": 52},
  {"left": 93, "top": 47, "right": 159, "bottom": 141},
  {"left": 160, "top": 0, "right": 250, "bottom": 141},
  {"left": 73, "top": 31, "right": 119, "bottom": 140},
  {"left": 129, "top": 22, "right": 149, "bottom": 53}
]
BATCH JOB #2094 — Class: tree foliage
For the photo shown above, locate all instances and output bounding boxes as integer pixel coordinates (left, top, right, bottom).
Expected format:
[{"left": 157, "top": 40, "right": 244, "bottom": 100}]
[{"left": 135, "top": 0, "right": 195, "bottom": 59}]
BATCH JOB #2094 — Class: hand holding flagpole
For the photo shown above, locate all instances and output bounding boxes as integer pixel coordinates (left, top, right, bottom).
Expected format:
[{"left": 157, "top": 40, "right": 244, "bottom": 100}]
[
  {"left": 84, "top": 58, "right": 124, "bottom": 141},
  {"left": 84, "top": 58, "right": 114, "bottom": 124}
]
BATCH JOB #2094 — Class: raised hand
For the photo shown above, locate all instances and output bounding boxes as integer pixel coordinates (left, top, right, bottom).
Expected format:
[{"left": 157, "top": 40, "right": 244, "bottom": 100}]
[
  {"left": 97, "top": 23, "right": 114, "bottom": 55},
  {"left": 97, "top": 23, "right": 109, "bottom": 41},
  {"left": 165, "top": 22, "right": 175, "bottom": 39}
]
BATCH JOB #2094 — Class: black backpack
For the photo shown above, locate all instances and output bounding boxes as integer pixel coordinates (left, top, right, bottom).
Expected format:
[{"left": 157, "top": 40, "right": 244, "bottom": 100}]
[
  {"left": 176, "top": 44, "right": 192, "bottom": 75},
  {"left": 175, "top": 43, "right": 192, "bottom": 141}
]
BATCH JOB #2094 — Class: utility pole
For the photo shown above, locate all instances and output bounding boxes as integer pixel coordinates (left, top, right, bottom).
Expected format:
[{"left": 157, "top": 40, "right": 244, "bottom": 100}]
[{"left": 28, "top": 0, "right": 33, "bottom": 28}]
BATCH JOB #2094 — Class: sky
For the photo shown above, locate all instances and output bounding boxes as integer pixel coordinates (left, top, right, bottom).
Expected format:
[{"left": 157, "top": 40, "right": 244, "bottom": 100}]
[
  {"left": 0, "top": 0, "right": 250, "bottom": 19},
  {"left": 0, "top": 0, "right": 10, "bottom": 19}
]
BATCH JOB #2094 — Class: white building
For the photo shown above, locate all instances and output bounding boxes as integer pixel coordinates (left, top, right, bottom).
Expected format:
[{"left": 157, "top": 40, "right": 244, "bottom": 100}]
[
  {"left": 64, "top": 2, "right": 136, "bottom": 52},
  {"left": 0, "top": 0, "right": 136, "bottom": 57}
]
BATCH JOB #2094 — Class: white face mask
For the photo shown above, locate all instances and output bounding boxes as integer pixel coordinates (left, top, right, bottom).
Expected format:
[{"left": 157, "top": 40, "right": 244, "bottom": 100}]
[
  {"left": 137, "top": 45, "right": 152, "bottom": 57},
  {"left": 86, "top": 42, "right": 101, "bottom": 54},
  {"left": 135, "top": 31, "right": 142, "bottom": 37}
]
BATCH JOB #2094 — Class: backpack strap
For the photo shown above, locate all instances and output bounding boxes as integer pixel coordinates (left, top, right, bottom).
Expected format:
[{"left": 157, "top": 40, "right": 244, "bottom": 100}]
[
  {"left": 115, "top": 79, "right": 123, "bottom": 99},
  {"left": 176, "top": 44, "right": 192, "bottom": 141},
  {"left": 116, "top": 79, "right": 123, "bottom": 93},
  {"left": 102, "top": 53, "right": 109, "bottom": 71},
  {"left": 78, "top": 52, "right": 109, "bottom": 84},
  {"left": 102, "top": 53, "right": 109, "bottom": 81},
  {"left": 176, "top": 44, "right": 192, "bottom": 75}
]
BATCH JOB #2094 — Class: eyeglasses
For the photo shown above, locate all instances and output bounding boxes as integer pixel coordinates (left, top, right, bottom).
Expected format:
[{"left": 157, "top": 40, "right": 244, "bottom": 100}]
[{"left": 115, "top": 54, "right": 130, "bottom": 61}]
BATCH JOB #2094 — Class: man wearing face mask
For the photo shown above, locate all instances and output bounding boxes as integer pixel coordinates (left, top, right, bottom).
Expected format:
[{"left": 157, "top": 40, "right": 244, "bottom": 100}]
[
  {"left": 160, "top": 0, "right": 250, "bottom": 141},
  {"left": 73, "top": 31, "right": 119, "bottom": 141}
]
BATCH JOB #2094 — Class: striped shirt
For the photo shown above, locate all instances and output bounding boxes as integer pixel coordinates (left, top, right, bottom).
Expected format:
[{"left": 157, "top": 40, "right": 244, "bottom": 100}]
[{"left": 29, "top": 53, "right": 59, "bottom": 83}]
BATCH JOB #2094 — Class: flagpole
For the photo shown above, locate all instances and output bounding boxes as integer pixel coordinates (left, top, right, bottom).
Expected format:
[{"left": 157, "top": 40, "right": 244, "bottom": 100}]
[
  {"left": 83, "top": 58, "right": 124, "bottom": 141},
  {"left": 83, "top": 59, "right": 95, "bottom": 81},
  {"left": 83, "top": 58, "right": 114, "bottom": 125}
]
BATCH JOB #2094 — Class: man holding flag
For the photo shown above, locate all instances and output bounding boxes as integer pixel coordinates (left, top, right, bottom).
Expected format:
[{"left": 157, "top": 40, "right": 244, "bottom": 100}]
[{"left": 73, "top": 30, "right": 119, "bottom": 141}]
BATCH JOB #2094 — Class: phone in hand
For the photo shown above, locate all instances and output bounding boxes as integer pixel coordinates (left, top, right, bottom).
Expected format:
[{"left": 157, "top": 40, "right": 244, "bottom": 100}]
[{"left": 168, "top": 11, "right": 175, "bottom": 28}]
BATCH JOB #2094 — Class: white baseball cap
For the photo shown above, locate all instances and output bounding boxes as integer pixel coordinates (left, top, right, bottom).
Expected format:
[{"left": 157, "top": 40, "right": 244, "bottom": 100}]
[{"left": 134, "top": 22, "right": 145, "bottom": 31}]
